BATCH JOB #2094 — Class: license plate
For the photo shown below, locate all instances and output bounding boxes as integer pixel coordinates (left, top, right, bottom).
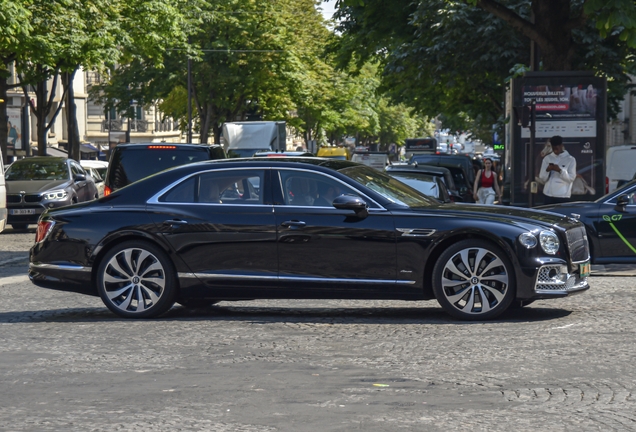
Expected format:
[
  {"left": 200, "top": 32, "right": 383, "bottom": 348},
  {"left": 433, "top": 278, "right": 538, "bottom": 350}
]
[
  {"left": 580, "top": 261, "right": 591, "bottom": 278},
  {"left": 10, "top": 209, "right": 35, "bottom": 215}
]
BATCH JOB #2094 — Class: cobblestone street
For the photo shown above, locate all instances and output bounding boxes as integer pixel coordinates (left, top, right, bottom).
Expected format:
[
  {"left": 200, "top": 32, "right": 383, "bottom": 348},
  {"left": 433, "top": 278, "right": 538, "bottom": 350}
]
[{"left": 1, "top": 229, "right": 636, "bottom": 431}]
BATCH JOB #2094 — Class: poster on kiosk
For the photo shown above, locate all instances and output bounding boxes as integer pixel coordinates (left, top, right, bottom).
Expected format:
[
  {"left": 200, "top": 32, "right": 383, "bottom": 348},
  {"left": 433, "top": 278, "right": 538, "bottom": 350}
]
[{"left": 508, "top": 72, "right": 606, "bottom": 207}]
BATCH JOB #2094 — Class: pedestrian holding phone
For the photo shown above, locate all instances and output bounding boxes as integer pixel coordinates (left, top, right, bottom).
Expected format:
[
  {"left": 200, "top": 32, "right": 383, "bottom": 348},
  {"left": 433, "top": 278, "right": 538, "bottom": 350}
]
[{"left": 538, "top": 135, "right": 577, "bottom": 205}]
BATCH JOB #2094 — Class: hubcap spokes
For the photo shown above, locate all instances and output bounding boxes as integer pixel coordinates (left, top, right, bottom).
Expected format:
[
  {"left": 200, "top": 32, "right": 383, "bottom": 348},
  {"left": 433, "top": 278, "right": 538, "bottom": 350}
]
[
  {"left": 441, "top": 247, "right": 508, "bottom": 315},
  {"left": 103, "top": 248, "right": 165, "bottom": 313}
]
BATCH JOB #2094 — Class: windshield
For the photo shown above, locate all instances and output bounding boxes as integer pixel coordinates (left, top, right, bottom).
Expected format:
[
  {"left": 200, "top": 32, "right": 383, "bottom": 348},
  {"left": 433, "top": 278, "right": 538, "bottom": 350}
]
[
  {"left": 338, "top": 165, "right": 437, "bottom": 207},
  {"left": 6, "top": 160, "right": 68, "bottom": 181},
  {"left": 388, "top": 172, "right": 441, "bottom": 200}
]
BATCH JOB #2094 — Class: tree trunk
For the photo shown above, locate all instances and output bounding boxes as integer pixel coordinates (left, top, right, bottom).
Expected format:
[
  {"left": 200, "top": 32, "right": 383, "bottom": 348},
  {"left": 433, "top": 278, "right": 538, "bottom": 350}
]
[
  {"left": 0, "top": 78, "right": 9, "bottom": 164},
  {"left": 63, "top": 68, "right": 81, "bottom": 161},
  {"left": 532, "top": 0, "right": 575, "bottom": 70},
  {"left": 35, "top": 80, "right": 48, "bottom": 156},
  {"left": 475, "top": 0, "right": 578, "bottom": 71},
  {"left": 213, "top": 124, "right": 221, "bottom": 145}
]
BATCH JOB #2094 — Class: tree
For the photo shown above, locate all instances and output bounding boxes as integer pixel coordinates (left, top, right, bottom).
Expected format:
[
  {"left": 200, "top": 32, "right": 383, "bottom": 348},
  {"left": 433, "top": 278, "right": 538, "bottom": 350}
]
[
  {"left": 0, "top": 0, "right": 32, "bottom": 164},
  {"left": 334, "top": 0, "right": 636, "bottom": 140}
]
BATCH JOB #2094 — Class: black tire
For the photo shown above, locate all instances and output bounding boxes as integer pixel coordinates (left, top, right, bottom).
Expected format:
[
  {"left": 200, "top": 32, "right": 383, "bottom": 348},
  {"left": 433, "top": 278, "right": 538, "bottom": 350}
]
[
  {"left": 432, "top": 239, "right": 516, "bottom": 320},
  {"left": 11, "top": 224, "right": 28, "bottom": 230},
  {"left": 96, "top": 240, "right": 177, "bottom": 319},
  {"left": 177, "top": 299, "right": 221, "bottom": 309}
]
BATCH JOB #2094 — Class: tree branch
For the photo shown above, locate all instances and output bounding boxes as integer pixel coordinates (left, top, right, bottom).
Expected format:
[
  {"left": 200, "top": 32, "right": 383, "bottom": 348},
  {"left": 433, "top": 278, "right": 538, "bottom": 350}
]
[{"left": 474, "top": 0, "right": 551, "bottom": 48}]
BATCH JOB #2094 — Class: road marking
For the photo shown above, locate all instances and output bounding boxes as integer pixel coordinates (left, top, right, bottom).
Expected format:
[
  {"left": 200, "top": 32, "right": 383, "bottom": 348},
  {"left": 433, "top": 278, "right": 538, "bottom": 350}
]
[
  {"left": 0, "top": 274, "right": 29, "bottom": 286},
  {"left": 0, "top": 255, "right": 29, "bottom": 266},
  {"left": 551, "top": 323, "right": 580, "bottom": 330}
]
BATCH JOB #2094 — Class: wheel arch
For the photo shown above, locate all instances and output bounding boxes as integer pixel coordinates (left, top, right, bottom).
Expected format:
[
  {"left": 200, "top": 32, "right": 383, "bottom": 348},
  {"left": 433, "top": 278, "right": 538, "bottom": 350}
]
[
  {"left": 90, "top": 231, "right": 179, "bottom": 289},
  {"left": 422, "top": 230, "right": 519, "bottom": 298}
]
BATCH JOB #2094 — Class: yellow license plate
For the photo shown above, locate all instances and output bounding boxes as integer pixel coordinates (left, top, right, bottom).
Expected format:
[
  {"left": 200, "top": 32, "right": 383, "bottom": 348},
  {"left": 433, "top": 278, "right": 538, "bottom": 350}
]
[{"left": 580, "top": 261, "right": 591, "bottom": 278}]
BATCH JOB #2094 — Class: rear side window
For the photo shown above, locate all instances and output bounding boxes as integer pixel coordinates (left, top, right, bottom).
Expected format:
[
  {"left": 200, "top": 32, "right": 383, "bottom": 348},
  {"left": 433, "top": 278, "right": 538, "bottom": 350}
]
[
  {"left": 160, "top": 170, "right": 265, "bottom": 205},
  {"left": 107, "top": 146, "right": 213, "bottom": 190}
]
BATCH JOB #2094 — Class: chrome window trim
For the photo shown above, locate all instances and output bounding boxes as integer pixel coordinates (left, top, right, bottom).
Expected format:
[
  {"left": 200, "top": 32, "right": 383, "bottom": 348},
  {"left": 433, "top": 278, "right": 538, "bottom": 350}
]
[
  {"left": 275, "top": 167, "right": 386, "bottom": 210},
  {"left": 177, "top": 272, "right": 415, "bottom": 285},
  {"left": 147, "top": 167, "right": 271, "bottom": 205},
  {"left": 603, "top": 184, "right": 636, "bottom": 205},
  {"left": 30, "top": 262, "right": 92, "bottom": 272}
]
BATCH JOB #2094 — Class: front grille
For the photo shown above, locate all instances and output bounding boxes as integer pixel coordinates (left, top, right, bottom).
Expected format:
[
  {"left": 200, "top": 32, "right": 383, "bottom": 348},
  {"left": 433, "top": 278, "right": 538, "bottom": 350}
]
[
  {"left": 6, "top": 194, "right": 22, "bottom": 203},
  {"left": 24, "top": 194, "right": 43, "bottom": 203},
  {"left": 565, "top": 225, "right": 590, "bottom": 262}
]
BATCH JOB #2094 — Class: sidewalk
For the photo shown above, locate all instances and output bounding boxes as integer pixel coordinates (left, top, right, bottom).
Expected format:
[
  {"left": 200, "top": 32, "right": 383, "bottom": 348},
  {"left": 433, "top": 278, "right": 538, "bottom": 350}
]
[{"left": 591, "top": 264, "right": 636, "bottom": 277}]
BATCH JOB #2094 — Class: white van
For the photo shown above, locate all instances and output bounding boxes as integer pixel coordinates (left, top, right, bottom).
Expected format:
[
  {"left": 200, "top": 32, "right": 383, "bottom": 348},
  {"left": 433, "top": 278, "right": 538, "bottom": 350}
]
[
  {"left": 0, "top": 157, "right": 6, "bottom": 233},
  {"left": 606, "top": 145, "right": 636, "bottom": 193}
]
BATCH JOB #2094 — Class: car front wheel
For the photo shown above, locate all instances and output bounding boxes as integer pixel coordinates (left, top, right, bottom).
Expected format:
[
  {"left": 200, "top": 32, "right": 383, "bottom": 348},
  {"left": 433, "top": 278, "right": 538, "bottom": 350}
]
[
  {"left": 432, "top": 239, "right": 515, "bottom": 320},
  {"left": 97, "top": 241, "right": 177, "bottom": 319}
]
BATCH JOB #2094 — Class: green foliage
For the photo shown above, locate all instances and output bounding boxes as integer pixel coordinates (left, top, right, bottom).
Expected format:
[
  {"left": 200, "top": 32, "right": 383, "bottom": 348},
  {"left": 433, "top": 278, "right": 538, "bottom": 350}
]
[{"left": 334, "top": 0, "right": 636, "bottom": 140}]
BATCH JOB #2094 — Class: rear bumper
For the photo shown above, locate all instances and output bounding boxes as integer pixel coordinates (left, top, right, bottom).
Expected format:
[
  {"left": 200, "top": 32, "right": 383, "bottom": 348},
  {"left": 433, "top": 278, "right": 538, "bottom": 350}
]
[{"left": 29, "top": 262, "right": 96, "bottom": 296}]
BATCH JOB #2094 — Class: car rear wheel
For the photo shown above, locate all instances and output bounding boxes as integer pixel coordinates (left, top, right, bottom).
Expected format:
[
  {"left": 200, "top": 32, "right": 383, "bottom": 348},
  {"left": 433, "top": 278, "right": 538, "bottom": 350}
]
[
  {"left": 97, "top": 241, "right": 177, "bottom": 319},
  {"left": 432, "top": 239, "right": 515, "bottom": 320}
]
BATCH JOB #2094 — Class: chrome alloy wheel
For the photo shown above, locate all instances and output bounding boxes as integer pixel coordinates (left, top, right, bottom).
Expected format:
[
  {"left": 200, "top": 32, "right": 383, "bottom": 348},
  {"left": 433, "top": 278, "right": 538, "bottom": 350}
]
[
  {"left": 102, "top": 247, "right": 166, "bottom": 314},
  {"left": 439, "top": 246, "right": 509, "bottom": 316}
]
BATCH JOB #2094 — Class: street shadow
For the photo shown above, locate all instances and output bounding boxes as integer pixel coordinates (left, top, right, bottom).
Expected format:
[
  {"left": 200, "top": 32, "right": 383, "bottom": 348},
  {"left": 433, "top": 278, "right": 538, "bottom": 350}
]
[
  {"left": 0, "top": 251, "right": 30, "bottom": 278},
  {"left": 0, "top": 302, "right": 572, "bottom": 325}
]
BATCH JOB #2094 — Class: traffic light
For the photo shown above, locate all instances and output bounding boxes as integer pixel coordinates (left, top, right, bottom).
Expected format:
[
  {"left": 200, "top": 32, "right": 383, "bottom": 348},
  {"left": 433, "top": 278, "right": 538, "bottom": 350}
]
[{"left": 513, "top": 105, "right": 531, "bottom": 128}]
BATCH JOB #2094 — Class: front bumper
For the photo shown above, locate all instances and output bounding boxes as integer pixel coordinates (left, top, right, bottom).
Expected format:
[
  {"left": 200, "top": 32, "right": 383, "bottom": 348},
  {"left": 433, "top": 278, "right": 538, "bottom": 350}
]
[
  {"left": 7, "top": 200, "right": 72, "bottom": 225},
  {"left": 517, "top": 258, "right": 589, "bottom": 300},
  {"left": 533, "top": 262, "right": 589, "bottom": 295}
]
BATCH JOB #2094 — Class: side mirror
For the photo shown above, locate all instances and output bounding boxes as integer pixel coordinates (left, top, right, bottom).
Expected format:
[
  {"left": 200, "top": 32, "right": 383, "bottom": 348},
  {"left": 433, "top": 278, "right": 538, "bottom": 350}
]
[
  {"left": 332, "top": 194, "right": 368, "bottom": 218},
  {"left": 615, "top": 194, "right": 629, "bottom": 212},
  {"left": 74, "top": 173, "right": 86, "bottom": 182}
]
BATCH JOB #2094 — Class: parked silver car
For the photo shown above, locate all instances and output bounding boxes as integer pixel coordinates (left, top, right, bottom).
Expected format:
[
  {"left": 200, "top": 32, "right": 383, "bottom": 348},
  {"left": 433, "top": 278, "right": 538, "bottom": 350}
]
[{"left": 5, "top": 157, "right": 98, "bottom": 229}]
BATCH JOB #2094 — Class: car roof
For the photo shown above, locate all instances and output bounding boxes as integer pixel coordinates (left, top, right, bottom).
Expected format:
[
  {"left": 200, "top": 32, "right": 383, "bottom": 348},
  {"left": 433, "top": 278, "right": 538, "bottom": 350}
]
[
  {"left": 387, "top": 164, "right": 451, "bottom": 174},
  {"left": 253, "top": 151, "right": 314, "bottom": 157},
  {"left": 80, "top": 160, "right": 108, "bottom": 166},
  {"left": 13, "top": 156, "right": 68, "bottom": 163},
  {"left": 113, "top": 142, "right": 222, "bottom": 149}
]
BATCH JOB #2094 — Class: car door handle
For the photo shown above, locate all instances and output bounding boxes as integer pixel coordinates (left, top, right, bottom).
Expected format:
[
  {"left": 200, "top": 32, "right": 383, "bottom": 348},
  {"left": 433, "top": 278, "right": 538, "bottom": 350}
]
[
  {"left": 281, "top": 220, "right": 306, "bottom": 229},
  {"left": 163, "top": 219, "right": 188, "bottom": 226}
]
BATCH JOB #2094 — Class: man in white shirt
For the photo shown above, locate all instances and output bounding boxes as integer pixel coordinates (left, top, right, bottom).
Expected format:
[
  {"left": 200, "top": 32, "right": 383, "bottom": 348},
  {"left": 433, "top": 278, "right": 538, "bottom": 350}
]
[{"left": 539, "top": 135, "right": 577, "bottom": 204}]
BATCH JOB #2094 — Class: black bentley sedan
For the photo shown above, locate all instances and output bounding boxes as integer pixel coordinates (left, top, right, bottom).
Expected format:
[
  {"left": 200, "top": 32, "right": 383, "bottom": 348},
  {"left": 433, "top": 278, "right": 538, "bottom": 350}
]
[
  {"left": 5, "top": 157, "right": 99, "bottom": 229},
  {"left": 29, "top": 158, "right": 590, "bottom": 320},
  {"left": 538, "top": 179, "right": 636, "bottom": 264}
]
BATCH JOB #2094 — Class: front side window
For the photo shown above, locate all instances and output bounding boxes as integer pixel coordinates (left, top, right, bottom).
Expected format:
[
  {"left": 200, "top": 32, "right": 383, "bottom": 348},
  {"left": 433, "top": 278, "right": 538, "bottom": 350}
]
[
  {"left": 279, "top": 170, "right": 360, "bottom": 207},
  {"left": 160, "top": 170, "right": 264, "bottom": 205}
]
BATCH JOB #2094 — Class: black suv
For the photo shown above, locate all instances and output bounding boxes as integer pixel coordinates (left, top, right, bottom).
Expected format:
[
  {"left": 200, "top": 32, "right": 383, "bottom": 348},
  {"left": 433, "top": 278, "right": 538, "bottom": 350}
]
[{"left": 105, "top": 143, "right": 226, "bottom": 195}]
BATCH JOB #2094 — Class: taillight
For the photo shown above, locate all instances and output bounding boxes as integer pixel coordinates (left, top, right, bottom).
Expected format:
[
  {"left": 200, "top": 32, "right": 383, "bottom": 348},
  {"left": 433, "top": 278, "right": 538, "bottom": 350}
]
[
  {"left": 35, "top": 221, "right": 55, "bottom": 243},
  {"left": 605, "top": 176, "right": 609, "bottom": 194},
  {"left": 104, "top": 186, "right": 112, "bottom": 196}
]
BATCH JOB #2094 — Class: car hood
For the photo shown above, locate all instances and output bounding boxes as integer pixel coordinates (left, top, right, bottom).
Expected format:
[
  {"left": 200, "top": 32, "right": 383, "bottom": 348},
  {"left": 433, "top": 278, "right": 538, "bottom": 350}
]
[
  {"left": 537, "top": 201, "right": 601, "bottom": 218},
  {"left": 418, "top": 203, "right": 573, "bottom": 228},
  {"left": 6, "top": 179, "right": 70, "bottom": 193},
  {"left": 536, "top": 202, "right": 599, "bottom": 212}
]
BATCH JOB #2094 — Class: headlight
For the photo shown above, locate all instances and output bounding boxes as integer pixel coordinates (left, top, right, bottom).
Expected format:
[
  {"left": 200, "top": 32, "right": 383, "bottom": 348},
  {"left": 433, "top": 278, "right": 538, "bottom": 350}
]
[
  {"left": 539, "top": 230, "right": 560, "bottom": 255},
  {"left": 518, "top": 232, "right": 538, "bottom": 249},
  {"left": 43, "top": 189, "right": 68, "bottom": 200}
]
